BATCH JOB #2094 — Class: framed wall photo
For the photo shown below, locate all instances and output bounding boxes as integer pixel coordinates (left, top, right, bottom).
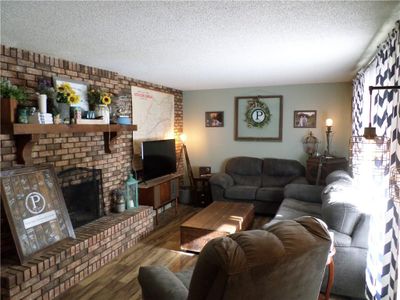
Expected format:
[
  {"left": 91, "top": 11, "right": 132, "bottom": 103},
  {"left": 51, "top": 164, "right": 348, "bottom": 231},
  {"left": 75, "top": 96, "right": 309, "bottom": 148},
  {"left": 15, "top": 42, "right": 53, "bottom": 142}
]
[
  {"left": 205, "top": 111, "right": 224, "bottom": 127},
  {"left": 0, "top": 165, "right": 75, "bottom": 263},
  {"left": 235, "top": 96, "right": 283, "bottom": 141},
  {"left": 293, "top": 110, "right": 317, "bottom": 128},
  {"left": 53, "top": 76, "right": 89, "bottom": 111}
]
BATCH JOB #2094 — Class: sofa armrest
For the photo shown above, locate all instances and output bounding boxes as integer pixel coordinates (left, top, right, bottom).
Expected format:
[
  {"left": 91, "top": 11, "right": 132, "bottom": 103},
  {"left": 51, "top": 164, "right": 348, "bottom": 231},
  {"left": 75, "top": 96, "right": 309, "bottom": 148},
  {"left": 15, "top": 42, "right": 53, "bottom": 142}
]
[
  {"left": 138, "top": 266, "right": 188, "bottom": 300},
  {"left": 284, "top": 184, "right": 324, "bottom": 203},
  {"left": 209, "top": 173, "right": 234, "bottom": 189}
]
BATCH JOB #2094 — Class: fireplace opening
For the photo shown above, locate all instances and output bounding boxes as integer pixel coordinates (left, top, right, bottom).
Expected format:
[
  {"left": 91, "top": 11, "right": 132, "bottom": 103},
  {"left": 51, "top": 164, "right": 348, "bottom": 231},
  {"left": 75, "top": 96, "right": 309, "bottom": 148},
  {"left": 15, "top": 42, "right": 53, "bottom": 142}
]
[{"left": 58, "top": 167, "right": 104, "bottom": 229}]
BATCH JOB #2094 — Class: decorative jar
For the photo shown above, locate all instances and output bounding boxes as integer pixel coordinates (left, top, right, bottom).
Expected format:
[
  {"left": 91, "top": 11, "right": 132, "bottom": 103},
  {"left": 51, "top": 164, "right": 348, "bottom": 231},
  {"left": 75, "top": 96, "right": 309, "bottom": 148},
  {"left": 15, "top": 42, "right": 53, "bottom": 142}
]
[
  {"left": 125, "top": 172, "right": 138, "bottom": 210},
  {"left": 95, "top": 104, "right": 110, "bottom": 124}
]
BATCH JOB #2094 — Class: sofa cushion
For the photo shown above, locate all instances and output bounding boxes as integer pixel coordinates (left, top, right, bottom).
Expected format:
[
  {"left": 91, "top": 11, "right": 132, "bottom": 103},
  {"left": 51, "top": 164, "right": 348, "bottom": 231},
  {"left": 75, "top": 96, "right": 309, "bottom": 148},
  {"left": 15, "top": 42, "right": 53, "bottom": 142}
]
[
  {"left": 330, "top": 230, "right": 352, "bottom": 247},
  {"left": 262, "top": 158, "right": 305, "bottom": 187},
  {"left": 255, "top": 187, "right": 284, "bottom": 202},
  {"left": 226, "top": 157, "right": 262, "bottom": 186},
  {"left": 321, "top": 180, "right": 361, "bottom": 236},
  {"left": 325, "top": 170, "right": 353, "bottom": 185},
  {"left": 272, "top": 198, "right": 322, "bottom": 221},
  {"left": 284, "top": 184, "right": 324, "bottom": 203},
  {"left": 225, "top": 186, "right": 258, "bottom": 200}
]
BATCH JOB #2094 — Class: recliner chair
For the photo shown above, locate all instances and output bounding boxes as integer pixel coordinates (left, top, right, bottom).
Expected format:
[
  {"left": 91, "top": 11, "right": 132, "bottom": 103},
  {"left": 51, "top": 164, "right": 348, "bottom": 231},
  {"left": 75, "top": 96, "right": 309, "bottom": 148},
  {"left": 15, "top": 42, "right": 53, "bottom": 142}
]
[{"left": 138, "top": 216, "right": 332, "bottom": 300}]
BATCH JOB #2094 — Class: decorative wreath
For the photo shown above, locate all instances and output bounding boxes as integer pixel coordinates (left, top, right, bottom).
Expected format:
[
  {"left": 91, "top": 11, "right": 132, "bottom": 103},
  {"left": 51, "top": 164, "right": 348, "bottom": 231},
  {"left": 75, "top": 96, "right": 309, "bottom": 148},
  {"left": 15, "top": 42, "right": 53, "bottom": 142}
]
[{"left": 245, "top": 98, "right": 271, "bottom": 128}]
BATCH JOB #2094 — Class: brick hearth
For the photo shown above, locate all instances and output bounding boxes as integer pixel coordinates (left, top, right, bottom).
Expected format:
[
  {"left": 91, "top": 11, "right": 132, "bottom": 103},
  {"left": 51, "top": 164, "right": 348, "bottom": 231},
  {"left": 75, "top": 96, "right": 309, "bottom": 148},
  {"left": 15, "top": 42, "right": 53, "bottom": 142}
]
[{"left": 1, "top": 207, "right": 155, "bottom": 300}]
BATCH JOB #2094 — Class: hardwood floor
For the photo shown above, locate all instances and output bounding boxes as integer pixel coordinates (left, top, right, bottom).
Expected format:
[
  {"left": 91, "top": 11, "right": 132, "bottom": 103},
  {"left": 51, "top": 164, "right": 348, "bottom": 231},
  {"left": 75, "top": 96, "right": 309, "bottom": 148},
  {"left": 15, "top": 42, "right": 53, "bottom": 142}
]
[{"left": 57, "top": 204, "right": 348, "bottom": 300}]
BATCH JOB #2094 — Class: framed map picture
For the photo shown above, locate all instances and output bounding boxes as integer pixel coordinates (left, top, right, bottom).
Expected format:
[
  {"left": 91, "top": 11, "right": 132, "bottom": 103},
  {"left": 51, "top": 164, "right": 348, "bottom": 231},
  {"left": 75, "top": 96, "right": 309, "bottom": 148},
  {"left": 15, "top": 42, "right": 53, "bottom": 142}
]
[
  {"left": 131, "top": 86, "right": 175, "bottom": 155},
  {"left": 0, "top": 165, "right": 75, "bottom": 263}
]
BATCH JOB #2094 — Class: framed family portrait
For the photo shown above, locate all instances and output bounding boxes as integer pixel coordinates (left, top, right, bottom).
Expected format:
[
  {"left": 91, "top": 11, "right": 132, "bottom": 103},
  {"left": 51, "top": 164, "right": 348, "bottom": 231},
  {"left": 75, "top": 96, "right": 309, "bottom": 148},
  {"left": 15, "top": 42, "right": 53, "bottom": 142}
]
[
  {"left": 293, "top": 110, "right": 317, "bottom": 128},
  {"left": 53, "top": 76, "right": 89, "bottom": 111},
  {"left": 205, "top": 111, "right": 224, "bottom": 127},
  {"left": 235, "top": 95, "right": 283, "bottom": 141}
]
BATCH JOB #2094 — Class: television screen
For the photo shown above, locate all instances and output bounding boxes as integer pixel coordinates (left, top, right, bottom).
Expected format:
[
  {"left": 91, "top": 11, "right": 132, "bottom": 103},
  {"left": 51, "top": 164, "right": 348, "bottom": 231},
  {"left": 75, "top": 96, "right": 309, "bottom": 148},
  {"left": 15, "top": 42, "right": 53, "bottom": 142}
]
[{"left": 141, "top": 139, "right": 177, "bottom": 181}]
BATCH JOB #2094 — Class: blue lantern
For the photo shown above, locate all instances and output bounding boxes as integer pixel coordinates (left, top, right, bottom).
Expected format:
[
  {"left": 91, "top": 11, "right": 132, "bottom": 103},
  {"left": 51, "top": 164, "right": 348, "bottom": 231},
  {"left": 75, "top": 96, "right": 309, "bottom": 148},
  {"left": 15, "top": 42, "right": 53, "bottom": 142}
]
[{"left": 125, "top": 172, "right": 138, "bottom": 210}]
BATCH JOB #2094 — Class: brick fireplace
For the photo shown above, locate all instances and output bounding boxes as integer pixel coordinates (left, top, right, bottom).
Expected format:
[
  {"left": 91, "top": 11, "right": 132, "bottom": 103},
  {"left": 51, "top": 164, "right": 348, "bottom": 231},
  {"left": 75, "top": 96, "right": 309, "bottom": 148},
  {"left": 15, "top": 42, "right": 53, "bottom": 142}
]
[{"left": 0, "top": 45, "right": 183, "bottom": 299}]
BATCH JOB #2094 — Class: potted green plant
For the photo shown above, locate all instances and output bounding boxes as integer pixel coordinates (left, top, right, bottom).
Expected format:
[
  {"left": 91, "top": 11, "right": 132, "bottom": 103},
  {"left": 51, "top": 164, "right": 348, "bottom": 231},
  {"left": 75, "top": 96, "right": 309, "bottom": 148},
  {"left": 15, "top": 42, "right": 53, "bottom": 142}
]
[{"left": 0, "top": 78, "right": 28, "bottom": 124}]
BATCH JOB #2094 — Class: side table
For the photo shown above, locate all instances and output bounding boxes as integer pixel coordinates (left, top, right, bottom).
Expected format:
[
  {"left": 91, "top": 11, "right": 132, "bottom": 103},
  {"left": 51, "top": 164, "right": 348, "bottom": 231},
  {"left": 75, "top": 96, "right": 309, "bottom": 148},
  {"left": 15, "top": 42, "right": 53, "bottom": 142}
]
[
  {"left": 193, "top": 173, "right": 213, "bottom": 207},
  {"left": 306, "top": 156, "right": 348, "bottom": 185}
]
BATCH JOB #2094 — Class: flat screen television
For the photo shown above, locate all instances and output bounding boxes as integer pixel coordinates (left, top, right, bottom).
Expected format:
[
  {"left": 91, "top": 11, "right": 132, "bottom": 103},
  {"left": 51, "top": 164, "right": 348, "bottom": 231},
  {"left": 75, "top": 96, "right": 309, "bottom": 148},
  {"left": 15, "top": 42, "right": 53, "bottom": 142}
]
[{"left": 141, "top": 139, "right": 177, "bottom": 181}]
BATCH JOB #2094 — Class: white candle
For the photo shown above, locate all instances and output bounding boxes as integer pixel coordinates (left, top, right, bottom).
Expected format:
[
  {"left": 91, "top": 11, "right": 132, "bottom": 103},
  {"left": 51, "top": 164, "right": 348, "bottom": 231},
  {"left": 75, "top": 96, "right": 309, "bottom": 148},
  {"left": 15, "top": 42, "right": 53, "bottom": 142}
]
[
  {"left": 38, "top": 94, "right": 47, "bottom": 114},
  {"left": 326, "top": 118, "right": 333, "bottom": 127}
]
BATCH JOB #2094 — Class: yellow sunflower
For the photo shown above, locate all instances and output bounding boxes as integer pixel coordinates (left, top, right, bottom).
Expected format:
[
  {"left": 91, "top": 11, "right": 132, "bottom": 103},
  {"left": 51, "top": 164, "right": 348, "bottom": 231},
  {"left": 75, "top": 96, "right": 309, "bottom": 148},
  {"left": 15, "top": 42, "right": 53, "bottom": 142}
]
[
  {"left": 62, "top": 83, "right": 73, "bottom": 92},
  {"left": 68, "top": 94, "right": 80, "bottom": 105},
  {"left": 101, "top": 94, "right": 112, "bottom": 105}
]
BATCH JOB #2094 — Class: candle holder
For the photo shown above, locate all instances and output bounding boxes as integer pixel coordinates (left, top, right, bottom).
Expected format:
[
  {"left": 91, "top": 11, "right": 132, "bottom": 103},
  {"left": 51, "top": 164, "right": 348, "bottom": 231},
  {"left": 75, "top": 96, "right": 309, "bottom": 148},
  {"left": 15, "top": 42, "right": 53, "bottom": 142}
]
[{"left": 325, "top": 118, "right": 334, "bottom": 157}]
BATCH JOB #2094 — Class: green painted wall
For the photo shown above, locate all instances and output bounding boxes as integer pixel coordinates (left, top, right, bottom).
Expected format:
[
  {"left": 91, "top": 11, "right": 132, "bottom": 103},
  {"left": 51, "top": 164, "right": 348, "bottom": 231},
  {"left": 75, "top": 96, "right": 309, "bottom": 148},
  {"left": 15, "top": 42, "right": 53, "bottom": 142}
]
[{"left": 183, "top": 82, "right": 352, "bottom": 173}]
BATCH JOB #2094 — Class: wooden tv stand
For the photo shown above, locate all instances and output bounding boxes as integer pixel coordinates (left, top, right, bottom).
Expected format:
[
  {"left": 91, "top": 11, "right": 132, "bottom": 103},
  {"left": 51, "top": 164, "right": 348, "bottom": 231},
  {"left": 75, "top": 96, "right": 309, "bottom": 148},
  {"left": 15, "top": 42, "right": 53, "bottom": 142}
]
[{"left": 138, "top": 173, "right": 182, "bottom": 224}]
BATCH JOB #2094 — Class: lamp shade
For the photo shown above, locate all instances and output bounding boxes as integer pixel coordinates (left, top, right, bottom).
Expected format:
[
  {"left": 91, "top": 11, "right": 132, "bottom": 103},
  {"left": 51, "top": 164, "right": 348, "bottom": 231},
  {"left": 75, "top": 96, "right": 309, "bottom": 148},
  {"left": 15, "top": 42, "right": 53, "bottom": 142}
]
[
  {"left": 349, "top": 136, "right": 390, "bottom": 182},
  {"left": 326, "top": 118, "right": 333, "bottom": 127},
  {"left": 180, "top": 133, "right": 187, "bottom": 143}
]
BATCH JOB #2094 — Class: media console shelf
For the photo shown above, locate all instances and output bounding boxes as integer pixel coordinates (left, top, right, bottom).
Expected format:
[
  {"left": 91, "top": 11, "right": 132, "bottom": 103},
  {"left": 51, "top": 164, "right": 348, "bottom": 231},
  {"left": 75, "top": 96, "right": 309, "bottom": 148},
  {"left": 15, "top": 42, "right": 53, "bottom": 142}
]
[
  {"left": 1, "top": 123, "right": 137, "bottom": 165},
  {"left": 139, "top": 173, "right": 183, "bottom": 224}
]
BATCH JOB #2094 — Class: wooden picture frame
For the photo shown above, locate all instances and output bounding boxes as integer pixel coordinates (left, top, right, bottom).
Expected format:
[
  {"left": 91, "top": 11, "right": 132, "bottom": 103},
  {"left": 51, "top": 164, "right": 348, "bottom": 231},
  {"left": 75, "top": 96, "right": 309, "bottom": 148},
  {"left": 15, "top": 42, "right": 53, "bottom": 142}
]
[
  {"left": 0, "top": 165, "right": 75, "bottom": 263},
  {"left": 205, "top": 111, "right": 224, "bottom": 127},
  {"left": 293, "top": 110, "right": 317, "bottom": 128},
  {"left": 235, "top": 95, "right": 283, "bottom": 141},
  {"left": 53, "top": 76, "right": 89, "bottom": 111}
]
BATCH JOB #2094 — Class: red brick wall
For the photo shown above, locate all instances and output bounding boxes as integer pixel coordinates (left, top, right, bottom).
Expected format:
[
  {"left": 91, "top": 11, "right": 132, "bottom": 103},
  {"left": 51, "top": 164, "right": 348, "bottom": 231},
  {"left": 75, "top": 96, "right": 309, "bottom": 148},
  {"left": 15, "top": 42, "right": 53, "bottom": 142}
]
[
  {"left": 0, "top": 45, "right": 184, "bottom": 213},
  {"left": 1, "top": 208, "right": 155, "bottom": 300}
]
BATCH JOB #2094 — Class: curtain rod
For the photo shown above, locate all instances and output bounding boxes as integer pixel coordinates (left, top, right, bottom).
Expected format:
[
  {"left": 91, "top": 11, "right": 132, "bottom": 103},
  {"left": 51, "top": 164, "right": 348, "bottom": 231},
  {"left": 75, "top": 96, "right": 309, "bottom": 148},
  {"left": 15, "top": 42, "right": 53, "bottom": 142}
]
[{"left": 369, "top": 85, "right": 400, "bottom": 94}]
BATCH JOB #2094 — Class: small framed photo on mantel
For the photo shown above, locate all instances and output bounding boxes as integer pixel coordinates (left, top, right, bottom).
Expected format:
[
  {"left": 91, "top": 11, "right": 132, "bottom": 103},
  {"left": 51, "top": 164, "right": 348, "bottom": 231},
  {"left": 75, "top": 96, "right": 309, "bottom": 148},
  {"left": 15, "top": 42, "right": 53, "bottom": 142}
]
[{"left": 293, "top": 110, "right": 317, "bottom": 128}]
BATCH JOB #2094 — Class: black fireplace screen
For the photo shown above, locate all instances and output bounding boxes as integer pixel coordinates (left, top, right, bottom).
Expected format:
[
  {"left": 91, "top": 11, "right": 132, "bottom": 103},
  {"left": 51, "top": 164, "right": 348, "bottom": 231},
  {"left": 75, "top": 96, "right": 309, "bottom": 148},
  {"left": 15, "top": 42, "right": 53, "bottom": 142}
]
[{"left": 58, "top": 167, "right": 104, "bottom": 229}]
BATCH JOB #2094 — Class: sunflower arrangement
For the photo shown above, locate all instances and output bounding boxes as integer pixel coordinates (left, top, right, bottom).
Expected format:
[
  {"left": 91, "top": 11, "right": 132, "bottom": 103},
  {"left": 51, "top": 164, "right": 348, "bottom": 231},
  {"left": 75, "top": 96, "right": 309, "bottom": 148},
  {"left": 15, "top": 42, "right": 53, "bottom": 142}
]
[
  {"left": 56, "top": 83, "right": 80, "bottom": 105},
  {"left": 88, "top": 87, "right": 112, "bottom": 106}
]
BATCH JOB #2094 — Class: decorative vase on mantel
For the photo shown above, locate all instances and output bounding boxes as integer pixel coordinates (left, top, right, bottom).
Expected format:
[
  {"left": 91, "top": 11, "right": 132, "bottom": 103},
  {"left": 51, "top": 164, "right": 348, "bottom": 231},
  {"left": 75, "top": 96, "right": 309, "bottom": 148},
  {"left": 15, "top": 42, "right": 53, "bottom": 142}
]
[
  {"left": 95, "top": 104, "right": 110, "bottom": 124},
  {"left": 0, "top": 98, "right": 18, "bottom": 125},
  {"left": 58, "top": 103, "right": 70, "bottom": 124}
]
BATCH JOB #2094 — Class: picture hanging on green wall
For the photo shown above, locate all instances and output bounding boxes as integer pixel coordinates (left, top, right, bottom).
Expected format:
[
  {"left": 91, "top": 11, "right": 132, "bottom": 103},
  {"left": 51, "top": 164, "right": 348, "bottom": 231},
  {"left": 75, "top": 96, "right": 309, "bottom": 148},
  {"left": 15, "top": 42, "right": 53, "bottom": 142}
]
[{"left": 234, "top": 95, "right": 283, "bottom": 141}]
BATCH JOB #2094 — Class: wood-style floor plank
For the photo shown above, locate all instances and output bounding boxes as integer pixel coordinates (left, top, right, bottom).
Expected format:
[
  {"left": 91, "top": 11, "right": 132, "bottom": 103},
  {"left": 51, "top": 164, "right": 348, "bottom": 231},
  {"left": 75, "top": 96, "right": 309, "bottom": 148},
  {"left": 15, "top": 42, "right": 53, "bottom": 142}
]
[
  {"left": 57, "top": 205, "right": 201, "bottom": 300},
  {"left": 57, "top": 204, "right": 347, "bottom": 300}
]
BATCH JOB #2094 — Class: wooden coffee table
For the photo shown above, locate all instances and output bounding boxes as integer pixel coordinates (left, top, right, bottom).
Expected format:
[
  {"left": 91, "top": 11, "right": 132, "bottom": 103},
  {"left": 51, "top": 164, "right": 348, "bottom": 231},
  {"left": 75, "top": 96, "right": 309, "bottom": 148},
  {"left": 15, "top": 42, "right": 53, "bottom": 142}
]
[{"left": 180, "top": 201, "right": 255, "bottom": 252}]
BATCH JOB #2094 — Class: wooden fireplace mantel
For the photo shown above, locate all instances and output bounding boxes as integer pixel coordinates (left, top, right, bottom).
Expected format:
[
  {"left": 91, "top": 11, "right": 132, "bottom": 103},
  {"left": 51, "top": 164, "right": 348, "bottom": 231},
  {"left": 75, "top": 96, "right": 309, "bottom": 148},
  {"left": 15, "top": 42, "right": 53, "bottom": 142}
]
[{"left": 1, "top": 123, "right": 137, "bottom": 165}]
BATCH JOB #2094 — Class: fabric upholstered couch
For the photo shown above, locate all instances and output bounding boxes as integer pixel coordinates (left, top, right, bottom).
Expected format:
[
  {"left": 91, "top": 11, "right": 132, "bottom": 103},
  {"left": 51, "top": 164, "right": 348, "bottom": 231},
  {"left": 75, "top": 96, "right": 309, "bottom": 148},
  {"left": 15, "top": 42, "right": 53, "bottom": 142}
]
[
  {"left": 266, "top": 170, "right": 369, "bottom": 300},
  {"left": 209, "top": 157, "right": 307, "bottom": 214},
  {"left": 139, "top": 217, "right": 332, "bottom": 300}
]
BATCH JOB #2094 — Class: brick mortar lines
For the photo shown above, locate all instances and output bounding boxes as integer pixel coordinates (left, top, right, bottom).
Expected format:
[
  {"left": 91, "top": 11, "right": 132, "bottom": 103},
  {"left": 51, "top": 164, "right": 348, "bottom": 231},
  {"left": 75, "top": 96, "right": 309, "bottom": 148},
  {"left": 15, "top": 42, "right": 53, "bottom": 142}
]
[
  {"left": 1, "top": 207, "right": 155, "bottom": 300},
  {"left": 0, "top": 44, "right": 183, "bottom": 246}
]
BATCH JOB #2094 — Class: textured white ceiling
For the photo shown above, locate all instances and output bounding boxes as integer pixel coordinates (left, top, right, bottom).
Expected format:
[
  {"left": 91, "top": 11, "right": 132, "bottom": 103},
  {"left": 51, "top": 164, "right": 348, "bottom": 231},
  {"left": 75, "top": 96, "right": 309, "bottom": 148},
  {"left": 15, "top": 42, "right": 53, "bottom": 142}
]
[{"left": 1, "top": 1, "right": 399, "bottom": 91}]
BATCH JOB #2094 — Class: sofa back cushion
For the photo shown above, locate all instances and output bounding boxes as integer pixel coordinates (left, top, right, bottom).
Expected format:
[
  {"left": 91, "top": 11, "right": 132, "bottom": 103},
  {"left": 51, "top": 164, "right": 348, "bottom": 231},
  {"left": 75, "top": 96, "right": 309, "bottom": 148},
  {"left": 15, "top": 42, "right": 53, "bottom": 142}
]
[
  {"left": 262, "top": 158, "right": 305, "bottom": 187},
  {"left": 226, "top": 157, "right": 262, "bottom": 186},
  {"left": 321, "top": 178, "right": 361, "bottom": 236},
  {"left": 325, "top": 170, "right": 352, "bottom": 185}
]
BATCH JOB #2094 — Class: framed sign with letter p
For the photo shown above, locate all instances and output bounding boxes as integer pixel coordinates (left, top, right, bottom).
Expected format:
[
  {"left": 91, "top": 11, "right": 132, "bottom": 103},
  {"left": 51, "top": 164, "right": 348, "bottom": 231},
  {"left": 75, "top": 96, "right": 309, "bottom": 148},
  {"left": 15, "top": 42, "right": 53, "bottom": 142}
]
[
  {"left": 0, "top": 165, "right": 75, "bottom": 263},
  {"left": 235, "top": 95, "right": 283, "bottom": 141}
]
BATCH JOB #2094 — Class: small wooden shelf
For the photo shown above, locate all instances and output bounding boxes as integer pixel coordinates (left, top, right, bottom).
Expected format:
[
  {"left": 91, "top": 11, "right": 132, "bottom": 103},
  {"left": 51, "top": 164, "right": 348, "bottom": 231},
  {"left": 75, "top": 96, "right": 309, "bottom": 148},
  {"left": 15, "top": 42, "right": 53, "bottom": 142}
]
[{"left": 1, "top": 123, "right": 137, "bottom": 165}]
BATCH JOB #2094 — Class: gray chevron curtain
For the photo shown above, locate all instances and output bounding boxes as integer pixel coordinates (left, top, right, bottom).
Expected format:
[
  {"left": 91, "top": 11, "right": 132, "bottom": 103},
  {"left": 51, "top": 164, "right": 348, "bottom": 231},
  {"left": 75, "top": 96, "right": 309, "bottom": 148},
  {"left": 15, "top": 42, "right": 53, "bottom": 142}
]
[{"left": 352, "top": 21, "right": 400, "bottom": 300}]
